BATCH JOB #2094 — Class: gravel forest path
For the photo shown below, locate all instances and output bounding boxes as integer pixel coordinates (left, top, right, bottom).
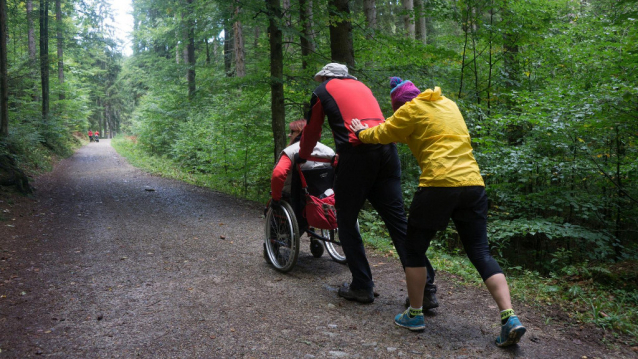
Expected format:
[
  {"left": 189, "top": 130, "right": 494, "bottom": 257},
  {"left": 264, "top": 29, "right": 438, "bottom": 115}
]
[{"left": 0, "top": 140, "right": 634, "bottom": 358}]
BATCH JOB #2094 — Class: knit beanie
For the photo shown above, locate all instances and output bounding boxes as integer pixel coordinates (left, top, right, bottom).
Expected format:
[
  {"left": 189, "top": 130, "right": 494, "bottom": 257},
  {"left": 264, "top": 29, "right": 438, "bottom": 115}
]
[{"left": 390, "top": 77, "right": 421, "bottom": 112}]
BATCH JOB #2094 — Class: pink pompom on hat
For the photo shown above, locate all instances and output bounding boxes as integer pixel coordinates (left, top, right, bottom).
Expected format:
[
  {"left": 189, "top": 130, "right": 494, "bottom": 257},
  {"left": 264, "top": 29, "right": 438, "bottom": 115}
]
[{"left": 390, "top": 77, "right": 421, "bottom": 112}]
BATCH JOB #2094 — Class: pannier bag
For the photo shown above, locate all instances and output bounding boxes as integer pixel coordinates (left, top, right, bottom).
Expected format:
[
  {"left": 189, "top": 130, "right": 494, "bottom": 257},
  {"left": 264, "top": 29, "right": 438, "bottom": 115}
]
[{"left": 303, "top": 193, "right": 337, "bottom": 230}]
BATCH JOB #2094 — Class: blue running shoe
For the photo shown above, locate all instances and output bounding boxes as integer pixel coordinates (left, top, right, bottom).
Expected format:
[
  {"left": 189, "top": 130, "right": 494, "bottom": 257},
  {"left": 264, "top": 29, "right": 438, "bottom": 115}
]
[
  {"left": 394, "top": 309, "right": 425, "bottom": 331},
  {"left": 495, "top": 315, "right": 526, "bottom": 347}
]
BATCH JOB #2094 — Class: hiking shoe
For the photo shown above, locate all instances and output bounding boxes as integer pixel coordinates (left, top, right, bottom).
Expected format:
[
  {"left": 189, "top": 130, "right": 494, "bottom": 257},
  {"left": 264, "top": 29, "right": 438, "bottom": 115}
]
[
  {"left": 495, "top": 315, "right": 526, "bottom": 347},
  {"left": 338, "top": 283, "right": 374, "bottom": 304},
  {"left": 404, "top": 291, "right": 439, "bottom": 310},
  {"left": 394, "top": 309, "right": 425, "bottom": 331}
]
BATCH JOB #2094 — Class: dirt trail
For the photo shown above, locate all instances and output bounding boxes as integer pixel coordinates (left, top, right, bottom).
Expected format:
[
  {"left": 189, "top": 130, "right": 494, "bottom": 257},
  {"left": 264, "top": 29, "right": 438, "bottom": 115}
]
[{"left": 0, "top": 139, "right": 633, "bottom": 358}]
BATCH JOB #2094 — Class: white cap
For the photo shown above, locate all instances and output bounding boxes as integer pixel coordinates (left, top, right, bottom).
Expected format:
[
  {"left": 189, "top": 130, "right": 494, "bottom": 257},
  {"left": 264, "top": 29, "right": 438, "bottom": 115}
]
[{"left": 313, "top": 63, "right": 357, "bottom": 81}]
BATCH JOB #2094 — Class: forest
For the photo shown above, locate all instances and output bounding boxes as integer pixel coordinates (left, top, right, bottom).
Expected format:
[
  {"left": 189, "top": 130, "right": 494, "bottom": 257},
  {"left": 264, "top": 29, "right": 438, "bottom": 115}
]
[{"left": 0, "top": 0, "right": 636, "bottom": 340}]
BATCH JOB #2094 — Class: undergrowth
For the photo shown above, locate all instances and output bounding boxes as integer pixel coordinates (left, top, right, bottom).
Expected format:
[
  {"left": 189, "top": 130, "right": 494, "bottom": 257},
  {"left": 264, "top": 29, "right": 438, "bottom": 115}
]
[{"left": 111, "top": 135, "right": 269, "bottom": 203}]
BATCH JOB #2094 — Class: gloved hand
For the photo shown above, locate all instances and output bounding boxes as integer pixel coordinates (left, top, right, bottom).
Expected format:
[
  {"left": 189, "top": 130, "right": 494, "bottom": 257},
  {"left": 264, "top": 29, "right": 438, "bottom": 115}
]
[
  {"left": 294, "top": 153, "right": 307, "bottom": 164},
  {"left": 264, "top": 199, "right": 281, "bottom": 217}
]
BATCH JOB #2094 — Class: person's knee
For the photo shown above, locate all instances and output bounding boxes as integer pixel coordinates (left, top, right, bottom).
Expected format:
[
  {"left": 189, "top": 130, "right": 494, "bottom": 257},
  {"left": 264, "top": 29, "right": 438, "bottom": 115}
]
[{"left": 405, "top": 253, "right": 427, "bottom": 267}]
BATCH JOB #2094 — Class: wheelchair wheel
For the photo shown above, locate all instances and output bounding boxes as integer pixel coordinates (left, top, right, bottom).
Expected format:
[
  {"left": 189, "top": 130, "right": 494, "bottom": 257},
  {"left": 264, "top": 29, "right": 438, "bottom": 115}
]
[
  {"left": 264, "top": 201, "right": 300, "bottom": 272},
  {"left": 322, "top": 220, "right": 358, "bottom": 265}
]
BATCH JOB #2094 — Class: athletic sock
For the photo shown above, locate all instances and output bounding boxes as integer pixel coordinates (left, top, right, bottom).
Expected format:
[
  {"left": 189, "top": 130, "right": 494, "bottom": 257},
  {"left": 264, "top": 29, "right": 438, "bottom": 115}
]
[
  {"left": 500, "top": 309, "right": 515, "bottom": 324},
  {"left": 408, "top": 306, "right": 423, "bottom": 318}
]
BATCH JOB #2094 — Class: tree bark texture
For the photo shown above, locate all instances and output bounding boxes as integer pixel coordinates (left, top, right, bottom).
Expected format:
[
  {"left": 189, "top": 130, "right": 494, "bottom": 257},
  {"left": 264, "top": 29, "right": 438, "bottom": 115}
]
[
  {"left": 415, "top": 0, "right": 426, "bottom": 44},
  {"left": 267, "top": 0, "right": 286, "bottom": 161},
  {"left": 363, "top": 0, "right": 376, "bottom": 38},
  {"left": 184, "top": 0, "right": 196, "bottom": 98},
  {"left": 56, "top": 0, "right": 64, "bottom": 100},
  {"left": 224, "top": 19, "right": 233, "bottom": 77},
  {"left": 299, "top": 0, "right": 315, "bottom": 70},
  {"left": 402, "top": 0, "right": 415, "bottom": 39},
  {"left": 27, "top": 0, "right": 36, "bottom": 59},
  {"left": 328, "top": 0, "right": 354, "bottom": 67},
  {"left": 0, "top": 0, "right": 7, "bottom": 136},
  {"left": 39, "top": 0, "right": 49, "bottom": 120},
  {"left": 233, "top": 3, "right": 245, "bottom": 78}
]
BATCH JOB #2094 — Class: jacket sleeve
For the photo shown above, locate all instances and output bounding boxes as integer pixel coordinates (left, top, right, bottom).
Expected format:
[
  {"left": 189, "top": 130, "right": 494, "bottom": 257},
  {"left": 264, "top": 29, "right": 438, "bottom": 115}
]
[
  {"left": 358, "top": 106, "right": 415, "bottom": 145},
  {"left": 299, "top": 93, "right": 324, "bottom": 159},
  {"left": 271, "top": 155, "right": 292, "bottom": 201}
]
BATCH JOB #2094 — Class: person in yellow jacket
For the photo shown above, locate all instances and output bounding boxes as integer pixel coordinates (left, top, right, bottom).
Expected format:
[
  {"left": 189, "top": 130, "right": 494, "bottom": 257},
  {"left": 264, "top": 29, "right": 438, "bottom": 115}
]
[{"left": 350, "top": 77, "right": 526, "bottom": 347}]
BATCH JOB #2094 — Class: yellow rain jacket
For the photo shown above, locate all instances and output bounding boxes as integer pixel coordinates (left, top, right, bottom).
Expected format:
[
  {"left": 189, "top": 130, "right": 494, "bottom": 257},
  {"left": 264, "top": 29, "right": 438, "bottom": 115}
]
[{"left": 358, "top": 87, "right": 485, "bottom": 188}]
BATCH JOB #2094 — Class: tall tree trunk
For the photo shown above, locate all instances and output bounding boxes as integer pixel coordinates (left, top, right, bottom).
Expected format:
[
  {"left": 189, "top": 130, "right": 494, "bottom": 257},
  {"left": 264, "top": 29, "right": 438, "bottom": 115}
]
[
  {"left": 502, "top": 5, "right": 520, "bottom": 109},
  {"left": 56, "top": 0, "right": 64, "bottom": 100},
  {"left": 183, "top": 0, "right": 196, "bottom": 98},
  {"left": 39, "top": 0, "right": 49, "bottom": 120},
  {"left": 27, "top": 0, "right": 38, "bottom": 101},
  {"left": 27, "top": 0, "right": 36, "bottom": 59},
  {"left": 267, "top": 0, "right": 286, "bottom": 161},
  {"left": 0, "top": 0, "right": 7, "bottom": 136},
  {"left": 402, "top": 0, "right": 415, "bottom": 39},
  {"left": 415, "top": 0, "right": 426, "bottom": 44},
  {"left": 363, "top": 0, "right": 376, "bottom": 39},
  {"left": 328, "top": 0, "right": 354, "bottom": 67},
  {"left": 223, "top": 18, "right": 233, "bottom": 77},
  {"left": 299, "top": 0, "right": 315, "bottom": 70},
  {"left": 233, "top": 3, "right": 245, "bottom": 77}
]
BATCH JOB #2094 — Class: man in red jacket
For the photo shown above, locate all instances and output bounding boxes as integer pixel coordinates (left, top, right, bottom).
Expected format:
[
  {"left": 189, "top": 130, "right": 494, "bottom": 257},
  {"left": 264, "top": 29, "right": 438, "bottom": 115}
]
[
  {"left": 299, "top": 63, "right": 438, "bottom": 306},
  {"left": 88, "top": 130, "right": 93, "bottom": 142}
]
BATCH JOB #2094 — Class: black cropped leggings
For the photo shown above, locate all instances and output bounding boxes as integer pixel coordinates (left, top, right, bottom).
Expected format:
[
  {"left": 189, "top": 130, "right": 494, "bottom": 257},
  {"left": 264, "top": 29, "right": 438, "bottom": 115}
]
[{"left": 405, "top": 186, "right": 503, "bottom": 282}]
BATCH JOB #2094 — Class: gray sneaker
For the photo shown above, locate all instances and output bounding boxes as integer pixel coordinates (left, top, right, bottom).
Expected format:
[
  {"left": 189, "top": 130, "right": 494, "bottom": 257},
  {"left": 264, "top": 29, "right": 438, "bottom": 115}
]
[{"left": 404, "top": 291, "right": 439, "bottom": 310}]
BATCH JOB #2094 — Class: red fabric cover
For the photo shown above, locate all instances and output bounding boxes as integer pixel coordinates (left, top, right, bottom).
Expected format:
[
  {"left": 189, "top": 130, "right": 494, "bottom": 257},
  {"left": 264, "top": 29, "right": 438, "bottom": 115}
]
[{"left": 303, "top": 194, "right": 337, "bottom": 230}]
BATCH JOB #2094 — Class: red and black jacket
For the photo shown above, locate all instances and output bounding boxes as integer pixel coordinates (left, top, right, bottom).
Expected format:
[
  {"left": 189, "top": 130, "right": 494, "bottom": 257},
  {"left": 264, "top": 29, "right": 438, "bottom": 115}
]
[{"left": 299, "top": 78, "right": 385, "bottom": 158}]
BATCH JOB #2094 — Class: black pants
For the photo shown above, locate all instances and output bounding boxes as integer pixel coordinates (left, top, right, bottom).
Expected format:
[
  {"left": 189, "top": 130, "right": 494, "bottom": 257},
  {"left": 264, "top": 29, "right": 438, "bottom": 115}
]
[
  {"left": 406, "top": 186, "right": 503, "bottom": 282},
  {"left": 334, "top": 144, "right": 436, "bottom": 290}
]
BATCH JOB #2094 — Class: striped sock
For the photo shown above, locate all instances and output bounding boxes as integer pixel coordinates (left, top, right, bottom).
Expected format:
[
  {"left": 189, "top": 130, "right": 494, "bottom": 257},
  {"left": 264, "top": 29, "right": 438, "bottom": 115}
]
[
  {"left": 409, "top": 307, "right": 423, "bottom": 318},
  {"left": 500, "top": 309, "right": 515, "bottom": 324}
]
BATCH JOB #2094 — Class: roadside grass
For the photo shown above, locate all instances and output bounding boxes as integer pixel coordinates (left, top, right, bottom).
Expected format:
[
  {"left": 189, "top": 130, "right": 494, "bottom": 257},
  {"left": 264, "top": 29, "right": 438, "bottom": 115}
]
[
  {"left": 112, "top": 136, "right": 637, "bottom": 346},
  {"left": 111, "top": 136, "right": 269, "bottom": 203}
]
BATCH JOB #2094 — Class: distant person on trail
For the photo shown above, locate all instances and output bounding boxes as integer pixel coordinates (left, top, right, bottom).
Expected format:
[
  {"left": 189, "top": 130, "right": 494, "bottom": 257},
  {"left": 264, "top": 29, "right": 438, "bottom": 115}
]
[
  {"left": 298, "top": 63, "right": 438, "bottom": 307},
  {"left": 350, "top": 77, "right": 526, "bottom": 346},
  {"left": 88, "top": 130, "right": 93, "bottom": 142},
  {"left": 94, "top": 131, "right": 100, "bottom": 142}
]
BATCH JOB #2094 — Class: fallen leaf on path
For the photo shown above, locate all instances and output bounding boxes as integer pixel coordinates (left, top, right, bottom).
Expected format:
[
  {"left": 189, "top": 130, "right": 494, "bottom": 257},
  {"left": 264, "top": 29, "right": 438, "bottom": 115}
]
[
  {"left": 220, "top": 235, "right": 225, "bottom": 239},
  {"left": 44, "top": 331, "right": 51, "bottom": 334},
  {"left": 230, "top": 328, "right": 235, "bottom": 332},
  {"left": 210, "top": 335, "right": 216, "bottom": 339}
]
